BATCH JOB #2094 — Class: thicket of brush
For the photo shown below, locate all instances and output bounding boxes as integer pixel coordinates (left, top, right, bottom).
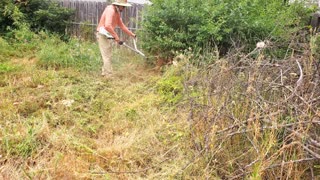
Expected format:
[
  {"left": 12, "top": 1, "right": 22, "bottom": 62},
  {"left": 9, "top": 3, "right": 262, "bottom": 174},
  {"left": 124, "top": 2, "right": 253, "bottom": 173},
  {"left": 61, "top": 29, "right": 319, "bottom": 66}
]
[
  {"left": 171, "top": 32, "right": 320, "bottom": 179},
  {"left": 0, "top": 0, "right": 319, "bottom": 179}
]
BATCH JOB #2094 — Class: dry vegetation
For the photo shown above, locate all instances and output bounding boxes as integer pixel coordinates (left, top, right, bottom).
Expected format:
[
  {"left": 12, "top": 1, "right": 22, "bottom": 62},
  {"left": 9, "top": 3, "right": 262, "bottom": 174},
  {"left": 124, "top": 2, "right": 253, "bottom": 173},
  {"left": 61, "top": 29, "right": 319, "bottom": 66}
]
[
  {"left": 0, "top": 48, "right": 190, "bottom": 179},
  {"left": 181, "top": 34, "right": 320, "bottom": 179},
  {"left": 0, "top": 33, "right": 319, "bottom": 179}
]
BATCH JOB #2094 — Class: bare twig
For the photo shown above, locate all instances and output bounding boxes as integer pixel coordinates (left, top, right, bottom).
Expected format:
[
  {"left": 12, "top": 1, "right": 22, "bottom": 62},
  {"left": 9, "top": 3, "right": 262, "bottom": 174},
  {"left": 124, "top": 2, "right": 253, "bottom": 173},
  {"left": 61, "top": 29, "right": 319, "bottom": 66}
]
[
  {"left": 283, "top": 58, "right": 304, "bottom": 102},
  {"left": 296, "top": 59, "right": 303, "bottom": 87},
  {"left": 217, "top": 120, "right": 316, "bottom": 139},
  {"left": 303, "top": 146, "right": 320, "bottom": 159},
  {"left": 265, "top": 158, "right": 317, "bottom": 169}
]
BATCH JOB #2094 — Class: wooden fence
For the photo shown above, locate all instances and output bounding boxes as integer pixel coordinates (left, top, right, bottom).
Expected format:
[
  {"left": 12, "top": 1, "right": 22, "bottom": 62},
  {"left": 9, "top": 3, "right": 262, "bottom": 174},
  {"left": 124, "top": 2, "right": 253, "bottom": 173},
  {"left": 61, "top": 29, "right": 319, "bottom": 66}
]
[{"left": 56, "top": 0, "right": 145, "bottom": 40}]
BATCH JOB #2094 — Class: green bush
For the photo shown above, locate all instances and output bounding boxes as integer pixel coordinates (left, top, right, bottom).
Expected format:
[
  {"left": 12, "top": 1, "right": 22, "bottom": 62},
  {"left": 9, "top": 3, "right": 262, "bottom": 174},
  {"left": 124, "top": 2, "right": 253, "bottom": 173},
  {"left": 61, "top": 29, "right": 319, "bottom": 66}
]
[
  {"left": 10, "top": 26, "right": 43, "bottom": 57},
  {"left": 0, "top": 0, "right": 15, "bottom": 33},
  {"left": 0, "top": 0, "right": 74, "bottom": 35},
  {"left": 141, "top": 0, "right": 311, "bottom": 59}
]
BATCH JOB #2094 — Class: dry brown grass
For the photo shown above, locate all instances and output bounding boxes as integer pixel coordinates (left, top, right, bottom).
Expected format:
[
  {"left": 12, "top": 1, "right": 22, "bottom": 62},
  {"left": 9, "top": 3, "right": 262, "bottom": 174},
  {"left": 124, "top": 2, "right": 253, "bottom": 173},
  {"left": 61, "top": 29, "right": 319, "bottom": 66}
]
[{"left": 181, "top": 35, "right": 320, "bottom": 179}]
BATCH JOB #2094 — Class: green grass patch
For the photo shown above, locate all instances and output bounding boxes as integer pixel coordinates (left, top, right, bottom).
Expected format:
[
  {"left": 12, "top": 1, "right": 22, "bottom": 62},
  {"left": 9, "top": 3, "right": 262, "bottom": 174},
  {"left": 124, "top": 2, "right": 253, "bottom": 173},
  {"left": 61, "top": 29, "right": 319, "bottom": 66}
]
[
  {"left": 36, "top": 36, "right": 101, "bottom": 71},
  {"left": 0, "top": 37, "right": 16, "bottom": 62},
  {"left": 0, "top": 63, "right": 17, "bottom": 73}
]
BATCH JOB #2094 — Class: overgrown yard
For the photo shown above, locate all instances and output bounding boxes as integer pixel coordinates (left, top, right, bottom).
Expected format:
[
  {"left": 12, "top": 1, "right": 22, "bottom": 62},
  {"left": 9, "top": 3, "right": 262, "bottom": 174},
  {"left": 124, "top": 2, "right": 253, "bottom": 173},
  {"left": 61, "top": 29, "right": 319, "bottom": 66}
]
[
  {"left": 1, "top": 32, "right": 320, "bottom": 179},
  {"left": 1, "top": 0, "right": 320, "bottom": 179},
  {"left": 0, "top": 45, "right": 191, "bottom": 179}
]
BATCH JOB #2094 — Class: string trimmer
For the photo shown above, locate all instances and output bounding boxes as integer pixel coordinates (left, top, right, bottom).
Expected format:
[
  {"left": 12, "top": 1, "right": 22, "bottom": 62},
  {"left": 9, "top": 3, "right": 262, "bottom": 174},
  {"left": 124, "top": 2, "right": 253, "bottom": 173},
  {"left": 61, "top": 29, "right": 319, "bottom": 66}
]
[
  {"left": 123, "top": 39, "right": 145, "bottom": 57},
  {"left": 98, "top": 27, "right": 145, "bottom": 57}
]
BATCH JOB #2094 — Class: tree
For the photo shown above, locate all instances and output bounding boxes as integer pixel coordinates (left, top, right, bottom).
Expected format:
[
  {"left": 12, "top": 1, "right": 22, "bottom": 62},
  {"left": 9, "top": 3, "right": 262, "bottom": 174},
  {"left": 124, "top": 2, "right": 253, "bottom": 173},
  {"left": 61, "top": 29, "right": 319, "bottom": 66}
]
[{"left": 0, "top": 0, "right": 74, "bottom": 35}]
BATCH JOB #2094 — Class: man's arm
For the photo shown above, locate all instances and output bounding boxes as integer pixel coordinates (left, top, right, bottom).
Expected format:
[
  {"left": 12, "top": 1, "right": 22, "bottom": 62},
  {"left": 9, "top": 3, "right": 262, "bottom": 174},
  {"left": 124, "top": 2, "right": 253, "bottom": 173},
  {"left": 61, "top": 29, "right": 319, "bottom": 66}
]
[
  {"left": 104, "top": 6, "right": 120, "bottom": 41},
  {"left": 118, "top": 18, "right": 135, "bottom": 37}
]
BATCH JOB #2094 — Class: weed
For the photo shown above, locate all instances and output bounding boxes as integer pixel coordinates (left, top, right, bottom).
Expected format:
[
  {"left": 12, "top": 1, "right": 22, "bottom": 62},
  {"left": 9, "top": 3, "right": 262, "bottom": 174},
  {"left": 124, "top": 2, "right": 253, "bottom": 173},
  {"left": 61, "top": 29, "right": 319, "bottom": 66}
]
[
  {"left": 0, "top": 63, "right": 17, "bottom": 74},
  {"left": 156, "top": 75, "right": 184, "bottom": 104},
  {"left": 125, "top": 108, "right": 139, "bottom": 121},
  {"left": 2, "top": 125, "right": 41, "bottom": 158},
  {"left": 0, "top": 37, "right": 15, "bottom": 62},
  {"left": 310, "top": 33, "right": 320, "bottom": 60}
]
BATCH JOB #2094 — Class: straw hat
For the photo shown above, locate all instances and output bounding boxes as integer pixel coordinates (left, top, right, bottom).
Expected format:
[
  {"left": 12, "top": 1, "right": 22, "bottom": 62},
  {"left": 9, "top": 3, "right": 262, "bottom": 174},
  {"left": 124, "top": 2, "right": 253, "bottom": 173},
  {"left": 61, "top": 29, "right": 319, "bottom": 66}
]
[{"left": 112, "top": 0, "right": 132, "bottom": 7}]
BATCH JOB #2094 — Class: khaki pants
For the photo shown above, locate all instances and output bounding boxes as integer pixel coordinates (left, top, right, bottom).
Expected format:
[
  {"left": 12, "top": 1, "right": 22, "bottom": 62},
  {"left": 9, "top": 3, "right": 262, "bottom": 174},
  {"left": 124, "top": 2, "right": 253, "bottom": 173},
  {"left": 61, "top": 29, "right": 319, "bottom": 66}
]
[{"left": 96, "top": 33, "right": 113, "bottom": 76}]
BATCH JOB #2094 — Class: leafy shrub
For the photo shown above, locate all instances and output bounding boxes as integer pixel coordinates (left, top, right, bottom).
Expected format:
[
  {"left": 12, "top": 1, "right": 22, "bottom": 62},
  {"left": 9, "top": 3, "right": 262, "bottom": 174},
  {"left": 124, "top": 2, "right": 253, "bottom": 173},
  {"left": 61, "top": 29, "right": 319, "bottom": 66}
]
[
  {"left": 10, "top": 26, "right": 43, "bottom": 57},
  {"left": 141, "top": 0, "right": 311, "bottom": 59},
  {"left": 0, "top": 0, "right": 74, "bottom": 35},
  {"left": 0, "top": 0, "right": 15, "bottom": 33}
]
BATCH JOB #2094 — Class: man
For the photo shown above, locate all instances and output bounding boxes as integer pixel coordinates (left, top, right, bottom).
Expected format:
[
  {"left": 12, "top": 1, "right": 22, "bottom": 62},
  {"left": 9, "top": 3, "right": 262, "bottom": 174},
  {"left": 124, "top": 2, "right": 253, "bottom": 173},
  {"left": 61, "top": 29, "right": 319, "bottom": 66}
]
[{"left": 96, "top": 0, "right": 136, "bottom": 78}]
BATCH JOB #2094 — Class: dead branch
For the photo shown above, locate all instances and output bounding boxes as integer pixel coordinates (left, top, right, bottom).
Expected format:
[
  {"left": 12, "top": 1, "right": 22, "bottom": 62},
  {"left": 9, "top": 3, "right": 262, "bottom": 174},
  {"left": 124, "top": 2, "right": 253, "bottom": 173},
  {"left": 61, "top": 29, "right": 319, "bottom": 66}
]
[{"left": 265, "top": 158, "right": 317, "bottom": 169}]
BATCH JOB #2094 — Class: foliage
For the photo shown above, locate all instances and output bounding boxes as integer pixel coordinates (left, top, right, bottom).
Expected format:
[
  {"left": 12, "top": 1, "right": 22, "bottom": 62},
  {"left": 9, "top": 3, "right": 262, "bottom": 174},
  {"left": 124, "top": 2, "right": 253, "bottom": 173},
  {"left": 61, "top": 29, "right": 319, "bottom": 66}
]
[
  {"left": 0, "top": 1, "right": 319, "bottom": 178},
  {"left": 157, "top": 75, "right": 184, "bottom": 104},
  {"left": 141, "top": 0, "right": 312, "bottom": 59},
  {"left": 9, "top": 25, "right": 43, "bottom": 58},
  {"left": 0, "top": 0, "right": 74, "bottom": 35},
  {"left": 1, "top": 28, "right": 101, "bottom": 71},
  {"left": 3, "top": 126, "right": 41, "bottom": 157},
  {"left": 0, "top": 63, "right": 17, "bottom": 74},
  {"left": 36, "top": 35, "right": 101, "bottom": 71},
  {"left": 0, "top": 0, "right": 15, "bottom": 33},
  {"left": 0, "top": 37, "right": 15, "bottom": 62}
]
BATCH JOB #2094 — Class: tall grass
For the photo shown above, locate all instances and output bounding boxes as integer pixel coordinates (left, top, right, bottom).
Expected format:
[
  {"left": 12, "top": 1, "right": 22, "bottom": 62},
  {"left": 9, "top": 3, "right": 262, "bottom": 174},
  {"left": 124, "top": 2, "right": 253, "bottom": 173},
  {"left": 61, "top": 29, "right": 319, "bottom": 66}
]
[
  {"left": 1, "top": 27, "right": 101, "bottom": 71},
  {"left": 36, "top": 35, "right": 101, "bottom": 71},
  {"left": 0, "top": 37, "right": 15, "bottom": 62}
]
